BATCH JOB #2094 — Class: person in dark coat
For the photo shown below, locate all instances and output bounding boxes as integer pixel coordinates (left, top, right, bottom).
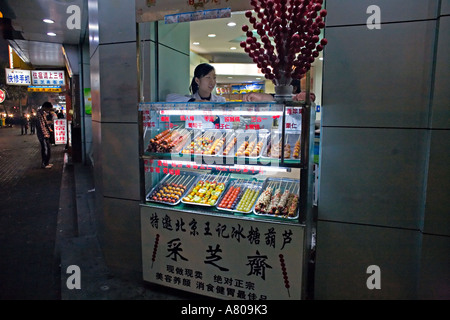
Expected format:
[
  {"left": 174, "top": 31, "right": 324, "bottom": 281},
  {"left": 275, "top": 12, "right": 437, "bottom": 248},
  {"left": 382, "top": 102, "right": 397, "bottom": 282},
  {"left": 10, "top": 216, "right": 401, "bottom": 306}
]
[{"left": 36, "top": 102, "right": 54, "bottom": 169}]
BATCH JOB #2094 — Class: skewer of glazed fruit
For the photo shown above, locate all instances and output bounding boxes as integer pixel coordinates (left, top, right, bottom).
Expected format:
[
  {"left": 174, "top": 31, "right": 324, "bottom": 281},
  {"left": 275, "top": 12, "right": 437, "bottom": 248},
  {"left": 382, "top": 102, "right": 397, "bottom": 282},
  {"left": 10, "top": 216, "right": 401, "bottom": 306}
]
[
  {"left": 235, "top": 180, "right": 261, "bottom": 212},
  {"left": 181, "top": 132, "right": 221, "bottom": 154},
  {"left": 286, "top": 186, "right": 299, "bottom": 217},
  {"left": 217, "top": 179, "right": 243, "bottom": 210},
  {"left": 147, "top": 126, "right": 191, "bottom": 153},
  {"left": 267, "top": 137, "right": 292, "bottom": 159},
  {"left": 268, "top": 182, "right": 283, "bottom": 214},
  {"left": 203, "top": 132, "right": 228, "bottom": 155},
  {"left": 149, "top": 175, "right": 194, "bottom": 204},
  {"left": 276, "top": 186, "right": 292, "bottom": 215},
  {"left": 235, "top": 141, "right": 249, "bottom": 157},
  {"left": 182, "top": 173, "right": 228, "bottom": 206},
  {"left": 254, "top": 181, "right": 299, "bottom": 217},
  {"left": 250, "top": 140, "right": 265, "bottom": 157},
  {"left": 222, "top": 136, "right": 237, "bottom": 156},
  {"left": 254, "top": 182, "right": 274, "bottom": 213},
  {"left": 293, "top": 138, "right": 300, "bottom": 159}
]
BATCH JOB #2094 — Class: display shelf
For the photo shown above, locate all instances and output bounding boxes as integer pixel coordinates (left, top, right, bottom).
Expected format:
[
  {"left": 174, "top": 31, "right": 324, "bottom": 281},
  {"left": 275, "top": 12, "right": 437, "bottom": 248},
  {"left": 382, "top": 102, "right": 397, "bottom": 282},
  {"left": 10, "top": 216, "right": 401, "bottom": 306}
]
[
  {"left": 140, "top": 100, "right": 313, "bottom": 224},
  {"left": 139, "top": 100, "right": 315, "bottom": 300}
]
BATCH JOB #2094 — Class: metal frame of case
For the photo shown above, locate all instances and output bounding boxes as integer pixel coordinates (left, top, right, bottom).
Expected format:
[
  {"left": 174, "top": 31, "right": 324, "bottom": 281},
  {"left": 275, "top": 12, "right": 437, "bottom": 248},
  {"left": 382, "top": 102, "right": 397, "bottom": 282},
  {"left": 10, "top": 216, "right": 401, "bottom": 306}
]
[{"left": 136, "top": 22, "right": 317, "bottom": 300}]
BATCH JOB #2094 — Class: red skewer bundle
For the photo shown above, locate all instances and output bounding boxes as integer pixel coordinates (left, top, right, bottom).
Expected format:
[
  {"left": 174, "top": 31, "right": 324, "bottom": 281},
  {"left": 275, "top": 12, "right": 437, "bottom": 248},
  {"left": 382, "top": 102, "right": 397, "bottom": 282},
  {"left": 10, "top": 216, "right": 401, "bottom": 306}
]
[
  {"left": 151, "top": 234, "right": 160, "bottom": 268},
  {"left": 241, "top": 0, "right": 328, "bottom": 86}
]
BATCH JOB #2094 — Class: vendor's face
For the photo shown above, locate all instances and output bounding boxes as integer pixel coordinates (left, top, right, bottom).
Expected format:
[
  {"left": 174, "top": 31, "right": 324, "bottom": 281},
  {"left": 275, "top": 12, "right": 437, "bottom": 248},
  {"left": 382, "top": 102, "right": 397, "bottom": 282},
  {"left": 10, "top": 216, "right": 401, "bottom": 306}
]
[{"left": 196, "top": 70, "right": 217, "bottom": 97}]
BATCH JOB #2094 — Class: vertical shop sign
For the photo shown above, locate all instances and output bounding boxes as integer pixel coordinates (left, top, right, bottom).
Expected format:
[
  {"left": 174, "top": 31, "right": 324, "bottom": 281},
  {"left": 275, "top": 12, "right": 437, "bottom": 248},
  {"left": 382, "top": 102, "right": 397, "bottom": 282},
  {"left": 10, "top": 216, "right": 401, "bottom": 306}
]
[
  {"left": 141, "top": 206, "right": 304, "bottom": 300},
  {"left": 54, "top": 119, "right": 67, "bottom": 145}
]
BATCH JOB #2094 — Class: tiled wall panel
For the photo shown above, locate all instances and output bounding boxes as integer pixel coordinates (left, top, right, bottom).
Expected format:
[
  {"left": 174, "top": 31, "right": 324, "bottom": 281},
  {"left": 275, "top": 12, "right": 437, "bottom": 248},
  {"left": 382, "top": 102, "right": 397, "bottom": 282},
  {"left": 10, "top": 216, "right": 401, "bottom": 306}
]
[
  {"left": 101, "top": 123, "right": 140, "bottom": 201},
  {"left": 431, "top": 16, "right": 450, "bottom": 129},
  {"left": 325, "top": 0, "right": 439, "bottom": 26},
  {"left": 424, "top": 130, "right": 450, "bottom": 236},
  {"left": 314, "top": 221, "right": 421, "bottom": 300},
  {"left": 98, "top": 42, "right": 139, "bottom": 123},
  {"left": 318, "top": 127, "right": 427, "bottom": 229},
  {"left": 322, "top": 21, "right": 435, "bottom": 128}
]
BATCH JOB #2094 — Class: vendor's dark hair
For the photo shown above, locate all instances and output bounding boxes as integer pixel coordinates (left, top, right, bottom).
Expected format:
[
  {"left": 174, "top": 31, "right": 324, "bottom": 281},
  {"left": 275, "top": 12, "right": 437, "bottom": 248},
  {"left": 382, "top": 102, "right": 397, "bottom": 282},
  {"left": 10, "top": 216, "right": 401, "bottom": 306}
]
[
  {"left": 190, "top": 63, "right": 215, "bottom": 94},
  {"left": 290, "top": 79, "right": 301, "bottom": 94}
]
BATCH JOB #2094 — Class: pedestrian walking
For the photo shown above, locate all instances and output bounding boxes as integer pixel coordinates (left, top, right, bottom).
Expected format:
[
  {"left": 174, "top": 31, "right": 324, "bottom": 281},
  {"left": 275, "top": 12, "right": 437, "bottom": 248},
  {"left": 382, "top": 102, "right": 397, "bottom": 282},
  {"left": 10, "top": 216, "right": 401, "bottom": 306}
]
[
  {"left": 20, "top": 113, "right": 29, "bottom": 135},
  {"left": 30, "top": 110, "right": 37, "bottom": 134},
  {"left": 36, "top": 102, "right": 54, "bottom": 169}
]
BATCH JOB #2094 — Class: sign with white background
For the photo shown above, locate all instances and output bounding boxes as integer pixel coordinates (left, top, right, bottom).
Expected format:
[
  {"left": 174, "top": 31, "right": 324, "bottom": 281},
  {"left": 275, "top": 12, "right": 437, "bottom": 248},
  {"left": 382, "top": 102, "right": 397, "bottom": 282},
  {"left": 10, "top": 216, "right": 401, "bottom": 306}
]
[
  {"left": 5, "top": 68, "right": 31, "bottom": 86},
  {"left": 141, "top": 205, "right": 305, "bottom": 300}
]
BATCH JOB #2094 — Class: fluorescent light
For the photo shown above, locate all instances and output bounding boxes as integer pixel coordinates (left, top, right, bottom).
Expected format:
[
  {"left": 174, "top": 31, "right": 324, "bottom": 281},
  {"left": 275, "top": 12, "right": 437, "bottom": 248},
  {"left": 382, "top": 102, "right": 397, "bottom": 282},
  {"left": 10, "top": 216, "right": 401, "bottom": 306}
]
[
  {"left": 192, "top": 42, "right": 200, "bottom": 45},
  {"left": 207, "top": 34, "right": 216, "bottom": 38},
  {"left": 227, "top": 22, "right": 236, "bottom": 27},
  {"left": 47, "top": 32, "right": 56, "bottom": 36},
  {"left": 43, "top": 19, "right": 55, "bottom": 24},
  {"left": 159, "top": 110, "right": 283, "bottom": 116},
  {"left": 230, "top": 47, "right": 236, "bottom": 50}
]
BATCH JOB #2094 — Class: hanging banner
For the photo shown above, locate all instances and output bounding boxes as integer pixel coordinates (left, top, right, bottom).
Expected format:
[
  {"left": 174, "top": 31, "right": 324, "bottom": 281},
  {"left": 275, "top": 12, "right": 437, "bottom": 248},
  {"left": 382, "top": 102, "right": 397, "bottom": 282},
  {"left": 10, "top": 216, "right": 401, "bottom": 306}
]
[
  {"left": 136, "top": 0, "right": 252, "bottom": 22},
  {"left": 54, "top": 119, "right": 67, "bottom": 145},
  {"left": 141, "top": 205, "right": 305, "bottom": 300}
]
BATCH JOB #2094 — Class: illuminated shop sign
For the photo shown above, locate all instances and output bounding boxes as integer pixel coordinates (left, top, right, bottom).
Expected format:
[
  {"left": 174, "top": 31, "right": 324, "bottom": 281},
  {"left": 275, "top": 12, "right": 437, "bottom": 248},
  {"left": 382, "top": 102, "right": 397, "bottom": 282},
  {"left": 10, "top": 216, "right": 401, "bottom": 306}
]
[
  {"left": 31, "top": 70, "right": 65, "bottom": 86},
  {"left": 5, "top": 68, "right": 31, "bottom": 86},
  {"left": 27, "top": 86, "right": 62, "bottom": 93}
]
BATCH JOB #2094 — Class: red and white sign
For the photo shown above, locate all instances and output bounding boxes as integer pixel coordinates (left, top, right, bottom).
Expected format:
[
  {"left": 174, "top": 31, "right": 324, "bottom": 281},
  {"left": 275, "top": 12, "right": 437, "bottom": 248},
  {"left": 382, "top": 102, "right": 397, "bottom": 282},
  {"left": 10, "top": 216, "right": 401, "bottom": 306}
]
[
  {"left": 54, "top": 119, "right": 67, "bottom": 145},
  {"left": 0, "top": 89, "right": 5, "bottom": 103},
  {"left": 31, "top": 70, "right": 65, "bottom": 86}
]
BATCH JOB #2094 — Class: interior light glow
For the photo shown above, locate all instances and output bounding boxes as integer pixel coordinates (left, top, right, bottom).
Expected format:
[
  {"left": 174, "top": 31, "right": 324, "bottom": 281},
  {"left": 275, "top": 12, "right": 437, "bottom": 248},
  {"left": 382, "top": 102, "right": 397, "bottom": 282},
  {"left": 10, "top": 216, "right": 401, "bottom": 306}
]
[
  {"left": 47, "top": 32, "right": 56, "bottom": 36},
  {"left": 43, "top": 19, "right": 55, "bottom": 24},
  {"left": 157, "top": 160, "right": 290, "bottom": 174},
  {"left": 207, "top": 34, "right": 216, "bottom": 38},
  {"left": 227, "top": 22, "right": 236, "bottom": 27},
  {"left": 159, "top": 110, "right": 283, "bottom": 116}
]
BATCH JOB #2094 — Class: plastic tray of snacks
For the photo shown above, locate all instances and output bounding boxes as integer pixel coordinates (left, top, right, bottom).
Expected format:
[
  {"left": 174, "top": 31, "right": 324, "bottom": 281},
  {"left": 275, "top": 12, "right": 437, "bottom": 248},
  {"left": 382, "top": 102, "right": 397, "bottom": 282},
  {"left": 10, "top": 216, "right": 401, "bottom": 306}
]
[
  {"left": 145, "top": 126, "right": 194, "bottom": 155},
  {"left": 181, "top": 172, "right": 230, "bottom": 207},
  {"left": 218, "top": 129, "right": 269, "bottom": 160},
  {"left": 216, "top": 178, "right": 264, "bottom": 214},
  {"left": 253, "top": 177, "right": 300, "bottom": 219},
  {"left": 146, "top": 171, "right": 200, "bottom": 205},
  {"left": 180, "top": 129, "right": 227, "bottom": 156},
  {"left": 261, "top": 131, "right": 301, "bottom": 162}
]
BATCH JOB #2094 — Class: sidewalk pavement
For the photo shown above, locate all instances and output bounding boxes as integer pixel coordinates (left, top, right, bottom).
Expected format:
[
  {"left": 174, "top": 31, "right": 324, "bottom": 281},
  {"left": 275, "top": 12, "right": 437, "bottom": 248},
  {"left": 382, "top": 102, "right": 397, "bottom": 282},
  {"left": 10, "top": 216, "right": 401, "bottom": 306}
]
[{"left": 0, "top": 126, "right": 202, "bottom": 300}]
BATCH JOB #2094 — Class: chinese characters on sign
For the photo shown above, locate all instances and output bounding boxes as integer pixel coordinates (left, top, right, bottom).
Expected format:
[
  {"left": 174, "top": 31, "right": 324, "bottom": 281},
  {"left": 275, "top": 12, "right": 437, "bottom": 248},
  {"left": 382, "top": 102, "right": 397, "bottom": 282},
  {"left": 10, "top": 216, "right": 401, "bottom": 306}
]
[
  {"left": 141, "top": 206, "right": 304, "bottom": 300},
  {"left": 54, "top": 119, "right": 67, "bottom": 145},
  {"left": 5, "top": 68, "right": 31, "bottom": 86},
  {"left": 31, "top": 70, "right": 65, "bottom": 86}
]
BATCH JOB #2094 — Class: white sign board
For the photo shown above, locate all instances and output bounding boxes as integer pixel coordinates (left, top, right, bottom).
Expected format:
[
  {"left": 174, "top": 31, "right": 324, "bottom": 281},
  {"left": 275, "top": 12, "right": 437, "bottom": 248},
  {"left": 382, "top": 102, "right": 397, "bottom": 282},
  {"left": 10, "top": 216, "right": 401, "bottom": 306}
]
[
  {"left": 5, "top": 68, "right": 31, "bottom": 86},
  {"left": 141, "top": 205, "right": 305, "bottom": 300},
  {"left": 31, "top": 70, "right": 65, "bottom": 86},
  {"left": 54, "top": 119, "right": 67, "bottom": 145}
]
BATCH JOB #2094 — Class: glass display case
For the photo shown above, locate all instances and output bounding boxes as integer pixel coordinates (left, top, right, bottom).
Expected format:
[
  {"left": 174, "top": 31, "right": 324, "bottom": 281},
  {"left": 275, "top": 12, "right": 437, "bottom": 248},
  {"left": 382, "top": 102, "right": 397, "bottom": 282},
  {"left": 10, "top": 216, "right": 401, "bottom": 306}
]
[{"left": 139, "top": 100, "right": 316, "bottom": 300}]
